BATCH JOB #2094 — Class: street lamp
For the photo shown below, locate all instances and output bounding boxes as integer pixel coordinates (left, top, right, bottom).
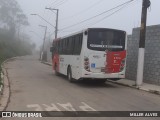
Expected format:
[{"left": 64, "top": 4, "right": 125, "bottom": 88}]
[
  {"left": 30, "top": 14, "right": 55, "bottom": 28},
  {"left": 45, "top": 8, "right": 59, "bottom": 39},
  {"left": 39, "top": 25, "right": 47, "bottom": 62}
]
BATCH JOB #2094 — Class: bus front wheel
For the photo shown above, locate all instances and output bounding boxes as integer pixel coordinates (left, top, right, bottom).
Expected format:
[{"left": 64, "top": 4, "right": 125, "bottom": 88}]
[{"left": 67, "top": 67, "right": 74, "bottom": 83}]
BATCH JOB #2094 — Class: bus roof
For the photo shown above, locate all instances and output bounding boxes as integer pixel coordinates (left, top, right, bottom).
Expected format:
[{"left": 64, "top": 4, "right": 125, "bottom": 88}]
[{"left": 53, "top": 29, "right": 86, "bottom": 41}]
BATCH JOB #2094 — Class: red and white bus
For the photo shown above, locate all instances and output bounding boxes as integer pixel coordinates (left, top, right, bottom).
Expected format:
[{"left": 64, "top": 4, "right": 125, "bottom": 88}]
[{"left": 50, "top": 28, "right": 127, "bottom": 82}]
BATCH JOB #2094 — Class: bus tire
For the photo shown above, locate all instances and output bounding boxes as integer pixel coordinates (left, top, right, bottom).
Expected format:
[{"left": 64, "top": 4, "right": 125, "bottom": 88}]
[{"left": 67, "top": 67, "right": 74, "bottom": 83}]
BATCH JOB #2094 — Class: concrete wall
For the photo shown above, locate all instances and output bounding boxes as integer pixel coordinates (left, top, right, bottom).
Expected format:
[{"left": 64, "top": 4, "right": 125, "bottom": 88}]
[{"left": 126, "top": 25, "right": 160, "bottom": 85}]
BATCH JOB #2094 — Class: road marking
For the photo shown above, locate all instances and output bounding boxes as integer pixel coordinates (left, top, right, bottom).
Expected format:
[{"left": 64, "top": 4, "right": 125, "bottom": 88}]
[
  {"left": 27, "top": 104, "right": 43, "bottom": 111},
  {"left": 79, "top": 102, "right": 96, "bottom": 111},
  {"left": 42, "top": 104, "right": 61, "bottom": 111},
  {"left": 27, "top": 102, "right": 97, "bottom": 111},
  {"left": 57, "top": 103, "right": 76, "bottom": 111}
]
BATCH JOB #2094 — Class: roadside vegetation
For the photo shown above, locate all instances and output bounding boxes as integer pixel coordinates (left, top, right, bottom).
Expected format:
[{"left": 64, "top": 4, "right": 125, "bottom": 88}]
[{"left": 0, "top": 0, "right": 35, "bottom": 84}]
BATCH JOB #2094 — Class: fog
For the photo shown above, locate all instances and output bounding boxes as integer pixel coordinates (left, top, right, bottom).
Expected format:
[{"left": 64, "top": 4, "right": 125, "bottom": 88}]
[{"left": 3, "top": 0, "right": 160, "bottom": 48}]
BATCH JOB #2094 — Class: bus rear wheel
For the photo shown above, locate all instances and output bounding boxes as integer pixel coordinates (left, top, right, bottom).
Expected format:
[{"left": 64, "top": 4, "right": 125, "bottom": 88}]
[{"left": 67, "top": 67, "right": 74, "bottom": 83}]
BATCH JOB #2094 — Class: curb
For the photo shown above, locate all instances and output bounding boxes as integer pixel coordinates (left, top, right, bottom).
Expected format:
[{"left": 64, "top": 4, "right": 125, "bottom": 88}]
[
  {"left": 107, "top": 80, "right": 137, "bottom": 89},
  {"left": 108, "top": 80, "right": 160, "bottom": 95},
  {"left": 138, "top": 87, "right": 160, "bottom": 95},
  {"left": 0, "top": 57, "right": 17, "bottom": 111},
  {"left": 41, "top": 61, "right": 52, "bottom": 66}
]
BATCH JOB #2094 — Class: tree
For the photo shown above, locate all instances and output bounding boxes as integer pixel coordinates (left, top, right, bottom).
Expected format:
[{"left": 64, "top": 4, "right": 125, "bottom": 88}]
[{"left": 0, "top": 0, "right": 29, "bottom": 37}]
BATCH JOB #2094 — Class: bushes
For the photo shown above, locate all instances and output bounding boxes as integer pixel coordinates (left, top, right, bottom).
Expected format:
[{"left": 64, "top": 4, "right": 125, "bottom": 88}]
[
  {"left": 0, "top": 32, "right": 34, "bottom": 84},
  {"left": 0, "top": 32, "right": 33, "bottom": 60}
]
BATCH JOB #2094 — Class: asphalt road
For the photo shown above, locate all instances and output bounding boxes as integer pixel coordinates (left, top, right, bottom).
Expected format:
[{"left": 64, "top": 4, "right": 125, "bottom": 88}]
[{"left": 2, "top": 55, "right": 160, "bottom": 120}]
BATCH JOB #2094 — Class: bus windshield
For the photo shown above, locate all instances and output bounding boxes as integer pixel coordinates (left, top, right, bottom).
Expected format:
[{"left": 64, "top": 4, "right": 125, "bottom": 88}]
[{"left": 87, "top": 29, "right": 126, "bottom": 51}]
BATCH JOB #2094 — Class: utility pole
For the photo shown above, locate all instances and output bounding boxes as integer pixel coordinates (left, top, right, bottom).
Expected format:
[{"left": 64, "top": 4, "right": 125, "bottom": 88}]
[
  {"left": 136, "top": 0, "right": 151, "bottom": 86},
  {"left": 45, "top": 8, "right": 59, "bottom": 39},
  {"left": 39, "top": 25, "right": 47, "bottom": 61}
]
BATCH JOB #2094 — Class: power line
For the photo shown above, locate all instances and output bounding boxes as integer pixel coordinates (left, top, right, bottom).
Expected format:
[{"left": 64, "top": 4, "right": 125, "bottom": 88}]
[
  {"left": 74, "top": 6, "right": 128, "bottom": 31},
  {"left": 59, "top": 0, "right": 134, "bottom": 31},
  {"left": 51, "top": 0, "right": 135, "bottom": 37},
  {"left": 57, "top": 1, "right": 133, "bottom": 35},
  {"left": 89, "top": 2, "right": 133, "bottom": 27},
  {"left": 60, "top": 0, "right": 104, "bottom": 21},
  {"left": 58, "top": 5, "right": 128, "bottom": 34},
  {"left": 53, "top": 0, "right": 68, "bottom": 8},
  {"left": 51, "top": 0, "right": 65, "bottom": 7},
  {"left": 51, "top": 0, "right": 67, "bottom": 8},
  {"left": 50, "top": 0, "right": 59, "bottom": 6},
  {"left": 57, "top": 4, "right": 128, "bottom": 34},
  {"left": 46, "top": 0, "right": 58, "bottom": 7}
]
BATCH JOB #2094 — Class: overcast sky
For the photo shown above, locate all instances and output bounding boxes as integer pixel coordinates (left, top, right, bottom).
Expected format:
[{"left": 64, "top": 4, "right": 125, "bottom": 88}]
[{"left": 17, "top": 0, "right": 159, "bottom": 47}]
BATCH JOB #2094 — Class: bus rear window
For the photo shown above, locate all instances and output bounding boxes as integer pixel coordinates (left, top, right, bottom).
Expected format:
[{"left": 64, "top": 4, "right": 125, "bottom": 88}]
[{"left": 87, "top": 29, "right": 126, "bottom": 51}]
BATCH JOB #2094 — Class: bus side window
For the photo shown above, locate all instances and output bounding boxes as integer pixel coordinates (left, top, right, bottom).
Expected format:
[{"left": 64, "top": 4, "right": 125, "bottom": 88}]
[
  {"left": 65, "top": 38, "right": 68, "bottom": 55},
  {"left": 61, "top": 40, "right": 64, "bottom": 54},
  {"left": 62, "top": 39, "right": 65, "bottom": 54},
  {"left": 58, "top": 41, "right": 60, "bottom": 53},
  {"left": 66, "top": 38, "right": 69, "bottom": 55},
  {"left": 73, "top": 35, "right": 78, "bottom": 55},
  {"left": 63, "top": 39, "right": 66, "bottom": 55},
  {"left": 64, "top": 39, "right": 67, "bottom": 55},
  {"left": 68, "top": 37, "right": 72, "bottom": 55},
  {"left": 79, "top": 34, "right": 83, "bottom": 53},
  {"left": 72, "top": 36, "right": 75, "bottom": 55},
  {"left": 59, "top": 40, "right": 61, "bottom": 54},
  {"left": 73, "top": 34, "right": 83, "bottom": 55}
]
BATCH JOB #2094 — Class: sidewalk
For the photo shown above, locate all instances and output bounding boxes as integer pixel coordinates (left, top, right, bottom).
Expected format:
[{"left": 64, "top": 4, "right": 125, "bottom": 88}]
[
  {"left": 41, "top": 61, "right": 52, "bottom": 66},
  {"left": 41, "top": 61, "right": 160, "bottom": 95},
  {"left": 109, "top": 79, "right": 160, "bottom": 95}
]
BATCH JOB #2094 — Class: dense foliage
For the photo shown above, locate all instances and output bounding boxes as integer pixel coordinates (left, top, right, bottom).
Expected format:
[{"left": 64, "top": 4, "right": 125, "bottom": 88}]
[{"left": 0, "top": 0, "right": 34, "bottom": 83}]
